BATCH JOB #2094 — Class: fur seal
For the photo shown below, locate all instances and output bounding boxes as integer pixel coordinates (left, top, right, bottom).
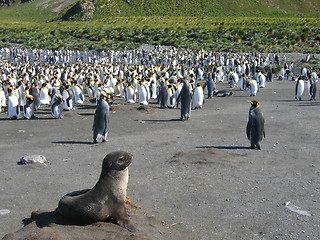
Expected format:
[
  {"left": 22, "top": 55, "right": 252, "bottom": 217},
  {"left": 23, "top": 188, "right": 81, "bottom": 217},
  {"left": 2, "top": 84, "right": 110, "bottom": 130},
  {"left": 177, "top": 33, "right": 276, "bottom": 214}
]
[{"left": 57, "top": 151, "right": 136, "bottom": 232}]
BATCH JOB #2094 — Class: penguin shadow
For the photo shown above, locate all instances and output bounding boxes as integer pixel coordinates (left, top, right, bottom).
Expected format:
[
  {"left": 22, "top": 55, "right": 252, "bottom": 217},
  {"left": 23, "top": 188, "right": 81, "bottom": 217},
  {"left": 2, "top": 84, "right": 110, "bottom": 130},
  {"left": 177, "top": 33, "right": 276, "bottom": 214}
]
[
  {"left": 76, "top": 104, "right": 97, "bottom": 110},
  {"left": 52, "top": 140, "right": 93, "bottom": 145},
  {"left": 292, "top": 101, "right": 320, "bottom": 107},
  {"left": 142, "top": 118, "right": 183, "bottom": 123},
  {"left": 34, "top": 109, "right": 52, "bottom": 114},
  {"left": 0, "top": 117, "right": 16, "bottom": 121},
  {"left": 276, "top": 99, "right": 301, "bottom": 103},
  {"left": 0, "top": 116, "right": 55, "bottom": 121},
  {"left": 196, "top": 145, "right": 251, "bottom": 150},
  {"left": 276, "top": 99, "right": 320, "bottom": 106},
  {"left": 78, "top": 113, "right": 95, "bottom": 116}
]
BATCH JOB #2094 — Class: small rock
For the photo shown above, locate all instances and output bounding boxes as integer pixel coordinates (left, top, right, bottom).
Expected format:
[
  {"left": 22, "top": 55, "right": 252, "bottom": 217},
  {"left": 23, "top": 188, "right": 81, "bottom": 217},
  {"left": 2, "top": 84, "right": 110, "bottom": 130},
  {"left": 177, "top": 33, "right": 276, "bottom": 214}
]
[
  {"left": 0, "top": 209, "right": 10, "bottom": 215},
  {"left": 18, "top": 155, "right": 48, "bottom": 165}
]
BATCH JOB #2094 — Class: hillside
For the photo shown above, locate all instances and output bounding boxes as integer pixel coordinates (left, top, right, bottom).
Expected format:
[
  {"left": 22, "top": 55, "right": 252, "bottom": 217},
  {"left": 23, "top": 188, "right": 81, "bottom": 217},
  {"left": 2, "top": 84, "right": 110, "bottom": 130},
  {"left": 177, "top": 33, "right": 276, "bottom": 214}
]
[
  {"left": 0, "top": 0, "right": 319, "bottom": 19},
  {"left": 0, "top": 0, "right": 319, "bottom": 52},
  {"left": 91, "top": 0, "right": 320, "bottom": 18}
]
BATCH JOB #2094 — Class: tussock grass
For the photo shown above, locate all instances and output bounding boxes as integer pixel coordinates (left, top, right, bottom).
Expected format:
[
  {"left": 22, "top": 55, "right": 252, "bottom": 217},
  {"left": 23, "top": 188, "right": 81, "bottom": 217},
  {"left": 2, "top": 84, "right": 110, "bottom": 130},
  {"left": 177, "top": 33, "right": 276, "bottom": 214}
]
[{"left": 0, "top": 0, "right": 319, "bottom": 52}]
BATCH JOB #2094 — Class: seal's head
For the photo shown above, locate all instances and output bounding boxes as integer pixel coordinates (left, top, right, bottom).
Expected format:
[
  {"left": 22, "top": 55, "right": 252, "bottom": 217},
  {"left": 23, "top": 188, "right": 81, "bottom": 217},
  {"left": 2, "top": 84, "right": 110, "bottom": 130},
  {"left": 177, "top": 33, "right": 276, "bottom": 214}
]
[{"left": 102, "top": 151, "right": 133, "bottom": 171}]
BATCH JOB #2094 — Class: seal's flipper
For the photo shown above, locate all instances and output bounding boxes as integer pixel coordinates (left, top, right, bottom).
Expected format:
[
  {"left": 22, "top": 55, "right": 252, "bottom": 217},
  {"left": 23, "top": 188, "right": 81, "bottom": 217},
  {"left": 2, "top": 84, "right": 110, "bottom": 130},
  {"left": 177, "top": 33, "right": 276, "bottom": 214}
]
[{"left": 117, "top": 218, "right": 137, "bottom": 232}]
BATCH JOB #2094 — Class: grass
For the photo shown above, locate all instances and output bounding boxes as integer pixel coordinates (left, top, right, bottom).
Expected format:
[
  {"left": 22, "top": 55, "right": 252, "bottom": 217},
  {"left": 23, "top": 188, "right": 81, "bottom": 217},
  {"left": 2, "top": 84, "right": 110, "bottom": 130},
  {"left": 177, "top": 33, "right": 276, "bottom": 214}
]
[{"left": 0, "top": 0, "right": 319, "bottom": 52}]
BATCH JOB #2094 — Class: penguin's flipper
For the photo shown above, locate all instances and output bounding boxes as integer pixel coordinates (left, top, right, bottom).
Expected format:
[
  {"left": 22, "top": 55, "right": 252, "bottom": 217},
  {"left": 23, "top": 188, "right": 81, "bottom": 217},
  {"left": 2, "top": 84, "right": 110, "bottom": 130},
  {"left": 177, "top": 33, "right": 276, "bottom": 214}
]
[
  {"left": 80, "top": 93, "right": 84, "bottom": 102},
  {"left": 104, "top": 115, "right": 109, "bottom": 134},
  {"left": 169, "top": 95, "right": 175, "bottom": 106},
  {"left": 246, "top": 120, "right": 252, "bottom": 140}
]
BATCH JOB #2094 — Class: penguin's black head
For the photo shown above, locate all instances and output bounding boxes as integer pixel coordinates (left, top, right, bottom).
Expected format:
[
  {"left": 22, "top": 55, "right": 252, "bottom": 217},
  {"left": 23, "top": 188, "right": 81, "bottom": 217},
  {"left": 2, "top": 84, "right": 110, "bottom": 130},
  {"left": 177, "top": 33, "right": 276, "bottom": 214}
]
[{"left": 250, "top": 100, "right": 259, "bottom": 108}]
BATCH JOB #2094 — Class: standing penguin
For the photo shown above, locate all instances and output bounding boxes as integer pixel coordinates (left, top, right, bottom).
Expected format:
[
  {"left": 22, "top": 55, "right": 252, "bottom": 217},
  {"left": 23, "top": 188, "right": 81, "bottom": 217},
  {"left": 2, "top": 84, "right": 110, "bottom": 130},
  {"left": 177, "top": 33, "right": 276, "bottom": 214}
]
[
  {"left": 138, "top": 82, "right": 149, "bottom": 105},
  {"left": 93, "top": 95, "right": 110, "bottom": 144},
  {"left": 246, "top": 100, "right": 265, "bottom": 150},
  {"left": 125, "top": 82, "right": 136, "bottom": 103},
  {"left": 158, "top": 82, "right": 168, "bottom": 109},
  {"left": 177, "top": 80, "right": 192, "bottom": 121},
  {"left": 0, "top": 85, "right": 6, "bottom": 112},
  {"left": 295, "top": 77, "right": 305, "bottom": 101},
  {"left": 39, "top": 83, "right": 51, "bottom": 105},
  {"left": 257, "top": 72, "right": 266, "bottom": 88},
  {"left": 192, "top": 83, "right": 204, "bottom": 109},
  {"left": 29, "top": 84, "right": 41, "bottom": 111},
  {"left": 72, "top": 81, "right": 84, "bottom": 104},
  {"left": 23, "top": 95, "right": 36, "bottom": 119},
  {"left": 202, "top": 75, "right": 216, "bottom": 98},
  {"left": 62, "top": 85, "right": 74, "bottom": 110},
  {"left": 7, "top": 87, "right": 20, "bottom": 119},
  {"left": 166, "top": 84, "right": 177, "bottom": 109},
  {"left": 149, "top": 80, "right": 158, "bottom": 99},
  {"left": 247, "top": 80, "right": 258, "bottom": 97},
  {"left": 307, "top": 76, "right": 316, "bottom": 101},
  {"left": 51, "top": 94, "right": 64, "bottom": 119}
]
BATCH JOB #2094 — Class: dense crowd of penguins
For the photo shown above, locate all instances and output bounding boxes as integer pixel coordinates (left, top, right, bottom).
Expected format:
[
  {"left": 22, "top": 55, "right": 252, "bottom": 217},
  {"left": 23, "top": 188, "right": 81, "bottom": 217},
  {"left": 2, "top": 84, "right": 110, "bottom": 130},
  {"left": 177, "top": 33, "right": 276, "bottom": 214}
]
[{"left": 0, "top": 47, "right": 318, "bottom": 122}]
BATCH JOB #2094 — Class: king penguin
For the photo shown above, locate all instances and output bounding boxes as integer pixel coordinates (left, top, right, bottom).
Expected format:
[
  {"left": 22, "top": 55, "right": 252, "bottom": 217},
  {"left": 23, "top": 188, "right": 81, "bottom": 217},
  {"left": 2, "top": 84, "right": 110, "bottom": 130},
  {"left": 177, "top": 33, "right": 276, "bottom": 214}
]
[
  {"left": 92, "top": 94, "right": 110, "bottom": 144},
  {"left": 167, "top": 84, "right": 177, "bottom": 109},
  {"left": 7, "top": 87, "right": 20, "bottom": 119},
  {"left": 158, "top": 81, "right": 168, "bottom": 108},
  {"left": 192, "top": 83, "right": 204, "bottom": 109},
  {"left": 39, "top": 83, "right": 51, "bottom": 105},
  {"left": 138, "top": 81, "right": 149, "bottom": 105},
  {"left": 177, "top": 80, "right": 192, "bottom": 121},
  {"left": 125, "top": 82, "right": 136, "bottom": 103},
  {"left": 0, "top": 85, "right": 6, "bottom": 112},
  {"left": 62, "top": 85, "right": 75, "bottom": 110},
  {"left": 247, "top": 80, "right": 258, "bottom": 96},
  {"left": 23, "top": 95, "right": 36, "bottom": 119},
  {"left": 29, "top": 84, "right": 41, "bottom": 111},
  {"left": 51, "top": 94, "right": 64, "bottom": 119},
  {"left": 307, "top": 76, "right": 316, "bottom": 101},
  {"left": 72, "top": 81, "right": 84, "bottom": 104},
  {"left": 149, "top": 80, "right": 158, "bottom": 99},
  {"left": 246, "top": 100, "right": 265, "bottom": 150},
  {"left": 202, "top": 75, "right": 216, "bottom": 98},
  {"left": 295, "top": 77, "right": 305, "bottom": 101}
]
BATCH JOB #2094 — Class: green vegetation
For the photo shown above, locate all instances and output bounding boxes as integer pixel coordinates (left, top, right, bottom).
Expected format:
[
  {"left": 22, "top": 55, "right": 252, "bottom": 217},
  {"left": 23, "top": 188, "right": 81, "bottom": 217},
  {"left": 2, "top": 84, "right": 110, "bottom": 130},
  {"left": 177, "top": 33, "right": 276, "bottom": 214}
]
[
  {"left": 0, "top": 0, "right": 319, "bottom": 52},
  {"left": 91, "top": 0, "right": 320, "bottom": 18}
]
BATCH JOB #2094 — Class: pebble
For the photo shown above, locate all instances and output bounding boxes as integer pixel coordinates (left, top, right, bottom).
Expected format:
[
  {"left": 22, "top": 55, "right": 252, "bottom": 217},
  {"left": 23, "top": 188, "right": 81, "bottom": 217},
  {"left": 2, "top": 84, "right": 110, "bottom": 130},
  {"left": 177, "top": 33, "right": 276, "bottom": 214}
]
[{"left": 0, "top": 209, "right": 10, "bottom": 215}]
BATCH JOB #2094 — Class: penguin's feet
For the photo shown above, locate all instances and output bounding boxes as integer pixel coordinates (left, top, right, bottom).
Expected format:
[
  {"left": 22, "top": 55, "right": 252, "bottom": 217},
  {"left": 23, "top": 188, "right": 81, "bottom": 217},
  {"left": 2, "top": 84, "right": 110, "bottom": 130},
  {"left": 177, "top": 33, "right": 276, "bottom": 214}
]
[
  {"left": 93, "top": 139, "right": 98, "bottom": 144},
  {"left": 250, "top": 144, "right": 261, "bottom": 150}
]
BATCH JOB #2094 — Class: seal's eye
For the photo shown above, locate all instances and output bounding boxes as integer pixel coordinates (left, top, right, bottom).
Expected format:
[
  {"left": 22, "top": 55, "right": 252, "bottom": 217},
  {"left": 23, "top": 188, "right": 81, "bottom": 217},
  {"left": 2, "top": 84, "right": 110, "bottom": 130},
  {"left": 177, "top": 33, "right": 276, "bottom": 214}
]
[{"left": 118, "top": 157, "right": 125, "bottom": 162}]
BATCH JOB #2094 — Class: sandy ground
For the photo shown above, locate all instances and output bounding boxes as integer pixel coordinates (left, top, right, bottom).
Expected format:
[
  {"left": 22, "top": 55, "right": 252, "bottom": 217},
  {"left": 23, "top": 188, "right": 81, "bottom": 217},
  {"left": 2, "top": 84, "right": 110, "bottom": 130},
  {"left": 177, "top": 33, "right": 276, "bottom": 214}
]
[{"left": 1, "top": 58, "right": 320, "bottom": 239}]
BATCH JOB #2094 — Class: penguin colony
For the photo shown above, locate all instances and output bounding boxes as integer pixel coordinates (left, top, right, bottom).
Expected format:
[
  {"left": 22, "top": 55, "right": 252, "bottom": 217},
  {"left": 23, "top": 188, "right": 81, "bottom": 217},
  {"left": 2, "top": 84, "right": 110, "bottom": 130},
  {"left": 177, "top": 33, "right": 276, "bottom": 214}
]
[{"left": 0, "top": 47, "right": 318, "bottom": 147}]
